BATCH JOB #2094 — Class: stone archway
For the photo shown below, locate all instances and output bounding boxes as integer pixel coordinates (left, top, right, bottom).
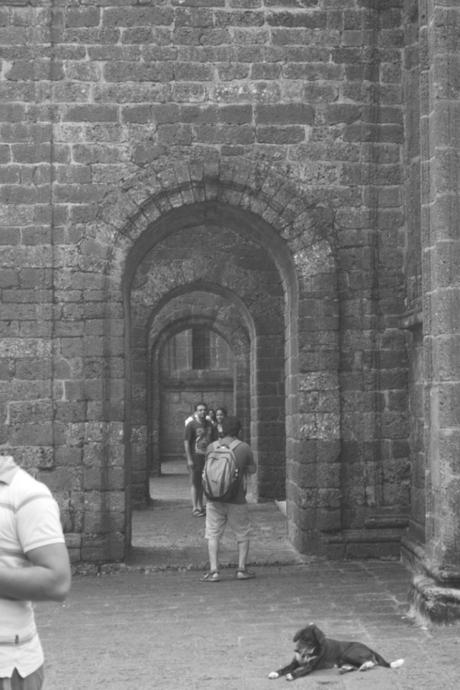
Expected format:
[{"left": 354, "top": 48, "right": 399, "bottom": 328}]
[
  {"left": 147, "top": 288, "right": 252, "bottom": 485},
  {"left": 153, "top": 320, "right": 237, "bottom": 470},
  {"left": 99, "top": 156, "right": 338, "bottom": 558},
  {"left": 127, "top": 208, "right": 287, "bottom": 513}
]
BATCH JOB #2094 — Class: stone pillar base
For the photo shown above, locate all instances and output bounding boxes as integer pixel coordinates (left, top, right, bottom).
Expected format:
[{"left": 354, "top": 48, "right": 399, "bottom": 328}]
[
  {"left": 409, "top": 575, "right": 460, "bottom": 625},
  {"left": 403, "top": 537, "right": 460, "bottom": 624}
]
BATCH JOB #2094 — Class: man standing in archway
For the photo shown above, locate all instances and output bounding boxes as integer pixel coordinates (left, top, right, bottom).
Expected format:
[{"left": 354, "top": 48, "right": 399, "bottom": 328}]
[
  {"left": 184, "top": 402, "right": 216, "bottom": 517},
  {"left": 200, "top": 415, "right": 257, "bottom": 582}
]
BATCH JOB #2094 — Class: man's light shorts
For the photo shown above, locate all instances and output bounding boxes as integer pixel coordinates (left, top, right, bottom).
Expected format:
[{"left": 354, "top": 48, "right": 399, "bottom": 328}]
[{"left": 205, "top": 501, "right": 251, "bottom": 542}]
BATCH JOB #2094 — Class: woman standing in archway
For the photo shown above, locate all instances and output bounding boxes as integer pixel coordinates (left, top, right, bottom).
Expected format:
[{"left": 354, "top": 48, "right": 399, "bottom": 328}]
[{"left": 215, "top": 407, "right": 227, "bottom": 438}]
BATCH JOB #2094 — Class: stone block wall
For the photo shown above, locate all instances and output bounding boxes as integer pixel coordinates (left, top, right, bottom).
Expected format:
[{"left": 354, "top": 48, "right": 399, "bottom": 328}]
[
  {"left": 0, "top": 0, "right": 414, "bottom": 562},
  {"left": 402, "top": 0, "right": 425, "bottom": 548},
  {"left": 418, "top": 0, "right": 460, "bottom": 578},
  {"left": 401, "top": 0, "right": 460, "bottom": 622}
]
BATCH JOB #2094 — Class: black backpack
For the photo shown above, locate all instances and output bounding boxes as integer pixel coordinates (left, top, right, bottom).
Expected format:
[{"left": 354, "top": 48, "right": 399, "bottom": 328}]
[{"left": 202, "top": 439, "right": 241, "bottom": 502}]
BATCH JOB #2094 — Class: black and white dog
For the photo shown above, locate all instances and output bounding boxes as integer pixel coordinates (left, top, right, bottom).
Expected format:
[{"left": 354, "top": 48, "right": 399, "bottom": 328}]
[{"left": 268, "top": 623, "right": 404, "bottom": 681}]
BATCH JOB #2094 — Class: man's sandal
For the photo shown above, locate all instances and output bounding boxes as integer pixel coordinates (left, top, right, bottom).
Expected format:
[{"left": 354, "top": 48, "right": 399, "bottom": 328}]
[
  {"left": 235, "top": 568, "right": 256, "bottom": 580},
  {"left": 200, "top": 570, "right": 220, "bottom": 582}
]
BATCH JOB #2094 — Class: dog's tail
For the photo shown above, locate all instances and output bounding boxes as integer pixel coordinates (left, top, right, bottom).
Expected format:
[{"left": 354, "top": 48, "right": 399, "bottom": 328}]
[
  {"left": 390, "top": 658, "right": 405, "bottom": 669},
  {"left": 374, "top": 652, "right": 405, "bottom": 669}
]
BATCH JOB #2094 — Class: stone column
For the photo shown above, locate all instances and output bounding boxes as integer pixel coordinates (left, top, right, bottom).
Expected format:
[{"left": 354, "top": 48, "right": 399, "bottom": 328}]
[{"left": 412, "top": 0, "right": 460, "bottom": 622}]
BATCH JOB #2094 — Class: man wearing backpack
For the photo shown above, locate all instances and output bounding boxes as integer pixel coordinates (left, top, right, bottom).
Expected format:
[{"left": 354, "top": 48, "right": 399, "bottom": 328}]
[{"left": 200, "top": 415, "right": 256, "bottom": 583}]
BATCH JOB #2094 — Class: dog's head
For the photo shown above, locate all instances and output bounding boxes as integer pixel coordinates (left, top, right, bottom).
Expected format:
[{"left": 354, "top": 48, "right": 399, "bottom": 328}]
[{"left": 292, "top": 624, "right": 326, "bottom": 665}]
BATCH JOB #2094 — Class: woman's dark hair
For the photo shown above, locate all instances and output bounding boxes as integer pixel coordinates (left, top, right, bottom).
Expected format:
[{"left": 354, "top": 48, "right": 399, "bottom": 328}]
[
  {"left": 221, "top": 415, "right": 241, "bottom": 437},
  {"left": 216, "top": 406, "right": 227, "bottom": 416}
]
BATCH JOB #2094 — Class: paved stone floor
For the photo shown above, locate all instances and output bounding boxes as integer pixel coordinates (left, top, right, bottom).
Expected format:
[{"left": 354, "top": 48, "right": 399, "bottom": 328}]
[
  {"left": 128, "top": 459, "right": 301, "bottom": 570},
  {"left": 36, "top": 462, "right": 460, "bottom": 689}
]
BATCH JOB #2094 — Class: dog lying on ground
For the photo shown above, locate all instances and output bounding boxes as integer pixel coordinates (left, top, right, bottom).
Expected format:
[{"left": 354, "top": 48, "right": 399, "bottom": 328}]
[{"left": 268, "top": 623, "right": 404, "bottom": 681}]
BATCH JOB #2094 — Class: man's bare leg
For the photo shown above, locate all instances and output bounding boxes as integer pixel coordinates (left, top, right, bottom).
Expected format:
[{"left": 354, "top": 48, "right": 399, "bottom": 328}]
[
  {"left": 207, "top": 536, "right": 219, "bottom": 572},
  {"left": 237, "top": 540, "right": 249, "bottom": 570}
]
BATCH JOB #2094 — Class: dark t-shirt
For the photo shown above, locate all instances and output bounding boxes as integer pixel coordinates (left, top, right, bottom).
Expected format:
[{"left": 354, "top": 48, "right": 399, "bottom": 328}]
[{"left": 185, "top": 418, "right": 216, "bottom": 455}]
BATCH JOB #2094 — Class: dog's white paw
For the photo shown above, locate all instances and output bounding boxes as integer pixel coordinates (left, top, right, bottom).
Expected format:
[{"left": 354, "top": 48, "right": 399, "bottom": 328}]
[
  {"left": 339, "top": 664, "right": 355, "bottom": 674},
  {"left": 286, "top": 674, "right": 294, "bottom": 681},
  {"left": 268, "top": 672, "right": 279, "bottom": 679}
]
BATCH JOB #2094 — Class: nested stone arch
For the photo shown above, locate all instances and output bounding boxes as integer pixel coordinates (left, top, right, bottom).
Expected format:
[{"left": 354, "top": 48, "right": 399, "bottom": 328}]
[
  {"left": 147, "top": 286, "right": 254, "bottom": 480},
  {"left": 146, "top": 279, "right": 256, "bottom": 342},
  {"left": 147, "top": 294, "right": 252, "bottom": 493},
  {"left": 128, "top": 217, "right": 287, "bottom": 505},
  {"left": 100, "top": 155, "right": 339, "bottom": 555}
]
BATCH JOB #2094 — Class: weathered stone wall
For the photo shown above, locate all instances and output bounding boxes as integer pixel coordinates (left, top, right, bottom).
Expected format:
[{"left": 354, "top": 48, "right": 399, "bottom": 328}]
[
  {"left": 401, "top": 0, "right": 460, "bottom": 622},
  {"left": 402, "top": 0, "right": 425, "bottom": 548},
  {"left": 418, "top": 0, "right": 460, "bottom": 580},
  {"left": 0, "top": 0, "right": 416, "bottom": 562}
]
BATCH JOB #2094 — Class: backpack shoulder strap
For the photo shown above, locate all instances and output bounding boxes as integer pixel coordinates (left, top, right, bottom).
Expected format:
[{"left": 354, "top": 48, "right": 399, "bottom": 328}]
[{"left": 228, "top": 439, "right": 242, "bottom": 451}]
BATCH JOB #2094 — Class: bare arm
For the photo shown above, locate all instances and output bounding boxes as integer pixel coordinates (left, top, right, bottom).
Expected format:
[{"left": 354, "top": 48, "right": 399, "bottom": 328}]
[
  {"left": 0, "top": 542, "right": 71, "bottom": 602},
  {"left": 184, "top": 439, "right": 193, "bottom": 468},
  {"left": 246, "top": 447, "right": 257, "bottom": 475}
]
